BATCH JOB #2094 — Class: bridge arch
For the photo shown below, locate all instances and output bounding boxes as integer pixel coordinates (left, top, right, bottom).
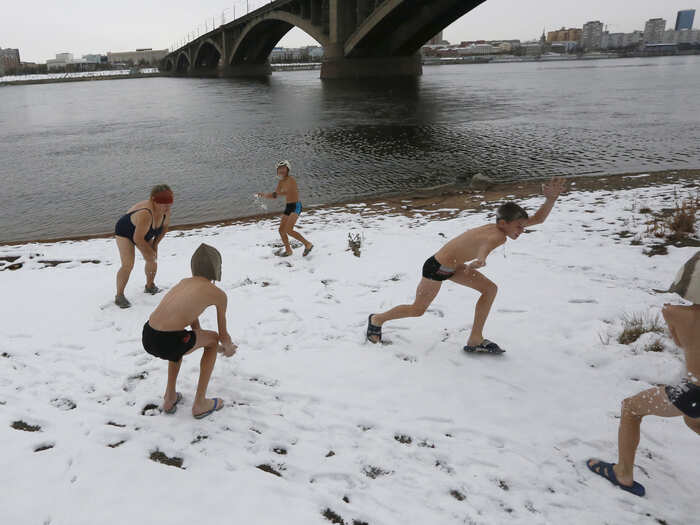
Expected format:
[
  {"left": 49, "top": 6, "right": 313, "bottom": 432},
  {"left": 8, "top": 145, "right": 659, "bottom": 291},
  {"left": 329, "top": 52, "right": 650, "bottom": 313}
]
[
  {"left": 229, "top": 12, "right": 329, "bottom": 65},
  {"left": 194, "top": 39, "right": 223, "bottom": 70},
  {"left": 163, "top": 58, "right": 174, "bottom": 72},
  {"left": 345, "top": 0, "right": 486, "bottom": 58},
  {"left": 175, "top": 52, "right": 191, "bottom": 73}
]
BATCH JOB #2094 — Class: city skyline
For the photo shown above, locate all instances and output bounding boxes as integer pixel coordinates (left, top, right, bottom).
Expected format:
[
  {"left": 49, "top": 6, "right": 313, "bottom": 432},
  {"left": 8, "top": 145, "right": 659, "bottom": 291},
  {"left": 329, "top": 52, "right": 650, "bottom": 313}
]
[{"left": 1, "top": 0, "right": 697, "bottom": 63}]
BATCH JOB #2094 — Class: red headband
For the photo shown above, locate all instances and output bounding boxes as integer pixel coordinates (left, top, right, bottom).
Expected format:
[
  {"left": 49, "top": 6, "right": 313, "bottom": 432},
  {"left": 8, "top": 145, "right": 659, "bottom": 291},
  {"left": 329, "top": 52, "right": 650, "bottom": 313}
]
[{"left": 152, "top": 190, "right": 174, "bottom": 204}]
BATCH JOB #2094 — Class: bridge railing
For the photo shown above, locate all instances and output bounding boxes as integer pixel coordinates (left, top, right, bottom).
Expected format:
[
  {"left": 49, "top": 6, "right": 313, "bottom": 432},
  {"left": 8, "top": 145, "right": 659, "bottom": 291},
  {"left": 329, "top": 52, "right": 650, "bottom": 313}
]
[{"left": 169, "top": 0, "right": 277, "bottom": 53}]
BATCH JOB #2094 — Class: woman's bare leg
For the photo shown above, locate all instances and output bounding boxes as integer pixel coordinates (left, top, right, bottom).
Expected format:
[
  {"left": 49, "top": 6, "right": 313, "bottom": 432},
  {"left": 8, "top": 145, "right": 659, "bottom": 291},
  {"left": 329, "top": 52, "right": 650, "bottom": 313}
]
[{"left": 115, "top": 237, "right": 135, "bottom": 296}]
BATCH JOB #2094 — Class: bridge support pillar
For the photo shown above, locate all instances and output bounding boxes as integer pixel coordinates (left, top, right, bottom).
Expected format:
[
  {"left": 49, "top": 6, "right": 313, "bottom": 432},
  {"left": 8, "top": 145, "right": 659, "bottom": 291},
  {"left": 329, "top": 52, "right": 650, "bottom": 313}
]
[
  {"left": 220, "top": 62, "right": 272, "bottom": 77},
  {"left": 320, "top": 53, "right": 422, "bottom": 79}
]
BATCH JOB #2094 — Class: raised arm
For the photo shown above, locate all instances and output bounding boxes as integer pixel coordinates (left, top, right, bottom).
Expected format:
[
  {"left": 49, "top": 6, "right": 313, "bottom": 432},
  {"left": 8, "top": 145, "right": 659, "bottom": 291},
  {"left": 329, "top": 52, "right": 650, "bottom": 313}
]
[{"left": 524, "top": 178, "right": 566, "bottom": 227}]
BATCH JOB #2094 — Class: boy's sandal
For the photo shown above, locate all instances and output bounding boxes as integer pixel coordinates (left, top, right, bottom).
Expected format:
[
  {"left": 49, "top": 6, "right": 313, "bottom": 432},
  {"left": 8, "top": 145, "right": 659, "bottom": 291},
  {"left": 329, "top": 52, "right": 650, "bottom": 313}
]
[
  {"left": 366, "top": 314, "right": 382, "bottom": 343},
  {"left": 587, "top": 459, "right": 645, "bottom": 497},
  {"left": 303, "top": 244, "right": 314, "bottom": 257},
  {"left": 463, "top": 339, "right": 505, "bottom": 354}
]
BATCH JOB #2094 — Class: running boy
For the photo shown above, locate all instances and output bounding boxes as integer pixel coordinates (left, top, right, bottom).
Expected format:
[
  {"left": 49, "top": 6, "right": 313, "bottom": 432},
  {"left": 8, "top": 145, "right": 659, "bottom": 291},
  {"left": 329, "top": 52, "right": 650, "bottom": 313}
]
[
  {"left": 142, "top": 243, "right": 237, "bottom": 419},
  {"left": 366, "top": 178, "right": 566, "bottom": 352},
  {"left": 257, "top": 160, "right": 313, "bottom": 257},
  {"left": 587, "top": 252, "right": 700, "bottom": 497}
]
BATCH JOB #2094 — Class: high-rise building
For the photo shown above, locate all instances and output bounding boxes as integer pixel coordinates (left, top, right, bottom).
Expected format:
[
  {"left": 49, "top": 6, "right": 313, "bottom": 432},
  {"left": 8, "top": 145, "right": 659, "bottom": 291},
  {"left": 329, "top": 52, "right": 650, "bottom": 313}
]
[
  {"left": 675, "top": 9, "right": 695, "bottom": 31},
  {"left": 581, "top": 21, "right": 604, "bottom": 50},
  {"left": 0, "top": 47, "right": 21, "bottom": 73},
  {"left": 644, "top": 18, "right": 666, "bottom": 43},
  {"left": 547, "top": 27, "right": 582, "bottom": 42}
]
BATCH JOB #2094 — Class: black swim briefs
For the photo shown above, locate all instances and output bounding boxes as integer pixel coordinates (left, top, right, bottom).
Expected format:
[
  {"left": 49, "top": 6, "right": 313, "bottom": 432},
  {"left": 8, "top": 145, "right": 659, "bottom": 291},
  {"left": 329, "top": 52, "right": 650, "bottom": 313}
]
[
  {"left": 422, "top": 255, "right": 456, "bottom": 282},
  {"left": 665, "top": 381, "right": 700, "bottom": 418},
  {"left": 142, "top": 322, "right": 197, "bottom": 362},
  {"left": 283, "top": 202, "right": 302, "bottom": 216}
]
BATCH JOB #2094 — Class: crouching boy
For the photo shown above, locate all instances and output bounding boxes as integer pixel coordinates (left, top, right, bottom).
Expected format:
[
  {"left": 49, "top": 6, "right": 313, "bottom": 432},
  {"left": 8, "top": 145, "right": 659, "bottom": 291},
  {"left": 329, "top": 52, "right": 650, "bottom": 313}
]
[{"left": 142, "top": 243, "right": 237, "bottom": 419}]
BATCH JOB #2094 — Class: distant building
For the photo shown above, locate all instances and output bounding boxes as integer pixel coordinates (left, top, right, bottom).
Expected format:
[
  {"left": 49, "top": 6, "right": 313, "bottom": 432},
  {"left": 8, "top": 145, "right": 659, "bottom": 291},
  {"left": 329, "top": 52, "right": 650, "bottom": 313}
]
[
  {"left": 643, "top": 18, "right": 666, "bottom": 43},
  {"left": 46, "top": 52, "right": 79, "bottom": 70},
  {"left": 581, "top": 21, "right": 604, "bottom": 50},
  {"left": 107, "top": 48, "right": 168, "bottom": 65},
  {"left": 550, "top": 41, "right": 578, "bottom": 54},
  {"left": 427, "top": 31, "right": 445, "bottom": 46},
  {"left": 601, "top": 32, "right": 625, "bottom": 49},
  {"left": 82, "top": 54, "right": 107, "bottom": 64},
  {"left": 547, "top": 27, "right": 582, "bottom": 42},
  {"left": 0, "top": 47, "right": 21, "bottom": 73},
  {"left": 675, "top": 9, "right": 695, "bottom": 31},
  {"left": 623, "top": 31, "right": 644, "bottom": 48},
  {"left": 664, "top": 28, "right": 700, "bottom": 44}
]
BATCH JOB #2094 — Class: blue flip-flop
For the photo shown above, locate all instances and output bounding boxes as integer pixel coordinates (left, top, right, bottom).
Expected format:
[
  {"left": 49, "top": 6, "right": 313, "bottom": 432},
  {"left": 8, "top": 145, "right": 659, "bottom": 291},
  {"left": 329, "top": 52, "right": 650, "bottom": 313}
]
[
  {"left": 193, "top": 397, "right": 224, "bottom": 420},
  {"left": 163, "top": 392, "right": 182, "bottom": 414},
  {"left": 587, "top": 459, "right": 645, "bottom": 497}
]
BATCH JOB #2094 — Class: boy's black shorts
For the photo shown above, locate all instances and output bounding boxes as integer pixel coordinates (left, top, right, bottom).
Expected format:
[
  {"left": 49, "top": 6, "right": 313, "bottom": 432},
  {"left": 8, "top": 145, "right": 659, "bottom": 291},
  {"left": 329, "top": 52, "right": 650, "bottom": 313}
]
[
  {"left": 142, "top": 322, "right": 197, "bottom": 362},
  {"left": 666, "top": 381, "right": 700, "bottom": 418},
  {"left": 422, "top": 255, "right": 456, "bottom": 282}
]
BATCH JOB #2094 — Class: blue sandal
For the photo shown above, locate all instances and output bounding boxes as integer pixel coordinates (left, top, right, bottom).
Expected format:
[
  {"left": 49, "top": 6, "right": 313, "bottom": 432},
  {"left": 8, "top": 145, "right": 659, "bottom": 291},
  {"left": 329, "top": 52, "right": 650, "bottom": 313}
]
[{"left": 587, "top": 459, "right": 645, "bottom": 497}]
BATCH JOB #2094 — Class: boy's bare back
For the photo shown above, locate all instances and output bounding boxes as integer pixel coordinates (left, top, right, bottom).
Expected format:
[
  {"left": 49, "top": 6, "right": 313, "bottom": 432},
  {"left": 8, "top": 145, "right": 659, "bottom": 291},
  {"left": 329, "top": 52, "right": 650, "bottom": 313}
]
[
  {"left": 149, "top": 277, "right": 224, "bottom": 331},
  {"left": 435, "top": 224, "right": 507, "bottom": 268}
]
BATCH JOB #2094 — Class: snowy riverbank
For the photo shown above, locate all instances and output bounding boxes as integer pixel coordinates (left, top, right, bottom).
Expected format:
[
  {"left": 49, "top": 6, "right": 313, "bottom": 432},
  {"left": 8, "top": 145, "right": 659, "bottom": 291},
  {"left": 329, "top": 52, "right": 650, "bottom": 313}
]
[{"left": 1, "top": 180, "right": 698, "bottom": 525}]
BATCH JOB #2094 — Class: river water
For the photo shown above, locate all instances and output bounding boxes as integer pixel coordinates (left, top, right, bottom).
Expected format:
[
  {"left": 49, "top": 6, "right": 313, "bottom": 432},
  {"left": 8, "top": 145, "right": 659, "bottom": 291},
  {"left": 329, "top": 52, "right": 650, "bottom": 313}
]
[{"left": 1, "top": 55, "right": 699, "bottom": 243}]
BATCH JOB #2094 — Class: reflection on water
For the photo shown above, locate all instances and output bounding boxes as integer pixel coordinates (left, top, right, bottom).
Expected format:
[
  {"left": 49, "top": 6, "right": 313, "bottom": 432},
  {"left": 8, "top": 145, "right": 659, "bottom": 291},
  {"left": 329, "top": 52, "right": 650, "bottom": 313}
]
[{"left": 0, "top": 56, "right": 699, "bottom": 242}]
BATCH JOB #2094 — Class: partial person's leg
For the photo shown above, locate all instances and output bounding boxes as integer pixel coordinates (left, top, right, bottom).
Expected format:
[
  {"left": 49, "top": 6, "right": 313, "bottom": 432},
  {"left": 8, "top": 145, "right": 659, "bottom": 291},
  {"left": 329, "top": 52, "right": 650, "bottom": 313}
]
[
  {"left": 611, "top": 387, "right": 682, "bottom": 486},
  {"left": 448, "top": 266, "right": 497, "bottom": 346},
  {"left": 144, "top": 242, "right": 157, "bottom": 288},
  {"left": 278, "top": 215, "right": 293, "bottom": 255},
  {"left": 186, "top": 329, "right": 222, "bottom": 416},
  {"left": 116, "top": 237, "right": 135, "bottom": 297},
  {"left": 286, "top": 214, "right": 312, "bottom": 251},
  {"left": 163, "top": 359, "right": 182, "bottom": 411},
  {"left": 371, "top": 278, "right": 442, "bottom": 335}
]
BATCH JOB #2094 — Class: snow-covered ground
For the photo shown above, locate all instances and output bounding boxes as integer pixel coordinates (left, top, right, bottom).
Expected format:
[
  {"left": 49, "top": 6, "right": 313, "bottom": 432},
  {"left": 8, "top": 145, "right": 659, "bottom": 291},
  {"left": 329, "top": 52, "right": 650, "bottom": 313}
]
[
  {"left": 0, "top": 181, "right": 698, "bottom": 525},
  {"left": 0, "top": 69, "right": 158, "bottom": 83}
]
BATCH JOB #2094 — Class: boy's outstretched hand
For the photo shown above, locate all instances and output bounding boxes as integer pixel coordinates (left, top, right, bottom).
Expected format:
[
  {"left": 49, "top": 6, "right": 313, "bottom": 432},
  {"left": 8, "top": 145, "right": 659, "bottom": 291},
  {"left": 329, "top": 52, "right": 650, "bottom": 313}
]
[{"left": 542, "top": 177, "right": 566, "bottom": 200}]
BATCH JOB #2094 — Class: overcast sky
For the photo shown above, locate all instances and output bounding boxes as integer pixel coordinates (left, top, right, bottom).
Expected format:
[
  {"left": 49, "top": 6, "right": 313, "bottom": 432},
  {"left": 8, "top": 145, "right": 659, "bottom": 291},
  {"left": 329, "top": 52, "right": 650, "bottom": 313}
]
[{"left": 2, "top": 0, "right": 697, "bottom": 63}]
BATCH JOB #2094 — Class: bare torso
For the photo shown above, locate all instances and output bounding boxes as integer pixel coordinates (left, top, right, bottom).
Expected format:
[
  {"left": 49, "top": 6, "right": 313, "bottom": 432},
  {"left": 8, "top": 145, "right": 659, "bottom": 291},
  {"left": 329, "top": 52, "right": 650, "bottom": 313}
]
[
  {"left": 149, "top": 277, "right": 221, "bottom": 331},
  {"left": 434, "top": 224, "right": 506, "bottom": 268},
  {"left": 276, "top": 176, "right": 299, "bottom": 203}
]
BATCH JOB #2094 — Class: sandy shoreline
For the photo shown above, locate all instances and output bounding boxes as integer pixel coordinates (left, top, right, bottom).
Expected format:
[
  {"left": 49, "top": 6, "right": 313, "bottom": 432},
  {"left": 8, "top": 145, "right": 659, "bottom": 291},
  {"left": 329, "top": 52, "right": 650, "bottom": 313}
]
[{"left": 3, "top": 168, "right": 698, "bottom": 247}]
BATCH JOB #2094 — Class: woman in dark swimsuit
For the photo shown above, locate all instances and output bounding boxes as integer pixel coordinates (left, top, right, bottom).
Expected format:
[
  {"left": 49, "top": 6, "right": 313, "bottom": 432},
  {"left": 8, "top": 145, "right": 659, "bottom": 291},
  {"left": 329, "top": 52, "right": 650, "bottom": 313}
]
[{"left": 114, "top": 185, "right": 173, "bottom": 308}]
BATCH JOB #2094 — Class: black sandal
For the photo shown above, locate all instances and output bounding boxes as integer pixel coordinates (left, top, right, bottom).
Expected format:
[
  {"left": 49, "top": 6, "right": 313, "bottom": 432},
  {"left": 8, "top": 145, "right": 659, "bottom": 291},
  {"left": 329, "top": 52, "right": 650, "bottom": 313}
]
[{"left": 366, "top": 314, "right": 382, "bottom": 343}]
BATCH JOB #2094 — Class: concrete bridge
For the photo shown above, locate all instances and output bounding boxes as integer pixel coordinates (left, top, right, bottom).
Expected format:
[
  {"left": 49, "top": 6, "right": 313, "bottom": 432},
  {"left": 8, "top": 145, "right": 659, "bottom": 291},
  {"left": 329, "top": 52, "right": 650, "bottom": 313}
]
[{"left": 162, "top": 0, "right": 486, "bottom": 79}]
